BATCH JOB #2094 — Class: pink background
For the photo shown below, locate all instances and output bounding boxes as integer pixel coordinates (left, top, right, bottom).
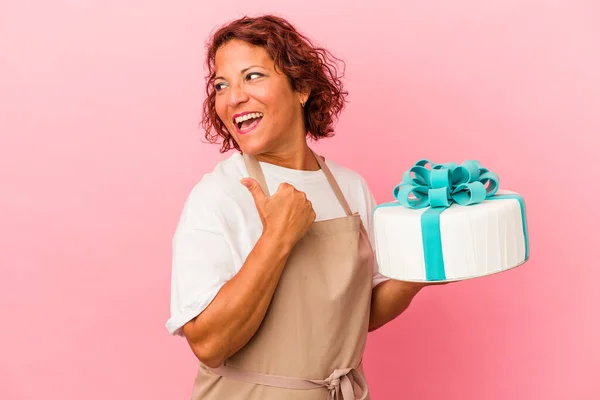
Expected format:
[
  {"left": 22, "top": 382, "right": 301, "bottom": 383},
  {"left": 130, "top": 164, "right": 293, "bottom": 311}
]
[{"left": 1, "top": 1, "right": 598, "bottom": 399}]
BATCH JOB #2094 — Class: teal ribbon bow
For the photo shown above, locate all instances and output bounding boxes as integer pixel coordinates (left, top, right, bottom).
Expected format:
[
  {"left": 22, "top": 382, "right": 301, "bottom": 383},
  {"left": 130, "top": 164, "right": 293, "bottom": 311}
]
[
  {"left": 375, "top": 159, "right": 529, "bottom": 281},
  {"left": 393, "top": 159, "right": 499, "bottom": 210}
]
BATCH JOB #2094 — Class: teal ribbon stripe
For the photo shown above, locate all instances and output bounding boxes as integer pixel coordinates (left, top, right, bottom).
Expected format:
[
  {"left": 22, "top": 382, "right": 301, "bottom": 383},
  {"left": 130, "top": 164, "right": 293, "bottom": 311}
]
[{"left": 374, "top": 159, "right": 529, "bottom": 281}]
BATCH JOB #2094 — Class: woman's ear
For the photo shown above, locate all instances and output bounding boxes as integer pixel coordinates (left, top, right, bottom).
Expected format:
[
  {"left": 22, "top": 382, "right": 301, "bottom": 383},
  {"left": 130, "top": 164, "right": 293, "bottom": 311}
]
[{"left": 298, "top": 90, "right": 311, "bottom": 107}]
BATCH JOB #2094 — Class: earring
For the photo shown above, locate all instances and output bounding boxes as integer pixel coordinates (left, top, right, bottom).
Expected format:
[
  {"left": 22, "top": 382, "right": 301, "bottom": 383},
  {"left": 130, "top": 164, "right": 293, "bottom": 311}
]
[{"left": 301, "top": 99, "right": 306, "bottom": 108}]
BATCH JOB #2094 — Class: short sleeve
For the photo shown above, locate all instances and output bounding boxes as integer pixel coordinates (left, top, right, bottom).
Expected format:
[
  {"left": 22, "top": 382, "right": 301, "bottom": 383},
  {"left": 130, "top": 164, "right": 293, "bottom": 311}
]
[
  {"left": 359, "top": 176, "right": 391, "bottom": 289},
  {"left": 165, "top": 179, "right": 236, "bottom": 336}
]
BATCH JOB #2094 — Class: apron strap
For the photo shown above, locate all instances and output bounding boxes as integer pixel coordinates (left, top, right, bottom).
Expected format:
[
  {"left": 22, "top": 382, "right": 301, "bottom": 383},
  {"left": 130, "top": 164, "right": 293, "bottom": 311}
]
[
  {"left": 241, "top": 149, "right": 354, "bottom": 217},
  {"left": 242, "top": 152, "right": 271, "bottom": 197},
  {"left": 310, "top": 149, "right": 353, "bottom": 217},
  {"left": 209, "top": 363, "right": 369, "bottom": 400}
]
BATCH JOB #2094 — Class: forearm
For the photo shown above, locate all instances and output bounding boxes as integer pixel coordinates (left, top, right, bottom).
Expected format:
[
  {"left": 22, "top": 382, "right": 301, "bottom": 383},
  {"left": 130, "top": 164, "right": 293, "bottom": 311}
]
[
  {"left": 183, "top": 232, "right": 292, "bottom": 367},
  {"left": 368, "top": 279, "right": 425, "bottom": 332}
]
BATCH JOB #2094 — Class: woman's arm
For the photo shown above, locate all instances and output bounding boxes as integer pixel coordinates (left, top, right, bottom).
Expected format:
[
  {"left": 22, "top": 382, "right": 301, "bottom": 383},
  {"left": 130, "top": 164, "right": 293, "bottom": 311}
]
[
  {"left": 368, "top": 280, "right": 423, "bottom": 331},
  {"left": 368, "top": 280, "right": 447, "bottom": 331},
  {"left": 182, "top": 231, "right": 293, "bottom": 368},
  {"left": 182, "top": 178, "right": 315, "bottom": 368}
]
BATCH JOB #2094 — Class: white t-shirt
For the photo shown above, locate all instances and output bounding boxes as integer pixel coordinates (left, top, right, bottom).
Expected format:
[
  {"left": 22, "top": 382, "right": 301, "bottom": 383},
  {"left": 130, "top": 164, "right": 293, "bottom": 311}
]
[{"left": 166, "top": 152, "right": 390, "bottom": 336}]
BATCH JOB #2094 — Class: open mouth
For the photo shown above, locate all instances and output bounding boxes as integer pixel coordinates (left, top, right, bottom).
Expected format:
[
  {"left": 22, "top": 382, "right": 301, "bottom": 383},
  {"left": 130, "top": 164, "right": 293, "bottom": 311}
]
[{"left": 233, "top": 112, "right": 263, "bottom": 134}]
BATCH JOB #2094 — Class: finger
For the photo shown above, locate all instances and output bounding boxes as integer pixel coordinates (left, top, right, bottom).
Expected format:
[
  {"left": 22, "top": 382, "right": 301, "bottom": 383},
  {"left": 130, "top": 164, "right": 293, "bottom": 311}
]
[
  {"left": 240, "top": 178, "right": 267, "bottom": 205},
  {"left": 277, "top": 182, "right": 294, "bottom": 193}
]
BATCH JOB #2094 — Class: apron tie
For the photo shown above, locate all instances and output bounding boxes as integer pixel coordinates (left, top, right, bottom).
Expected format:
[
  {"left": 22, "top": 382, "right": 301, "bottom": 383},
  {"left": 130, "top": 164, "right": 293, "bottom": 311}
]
[
  {"left": 209, "top": 362, "right": 369, "bottom": 399},
  {"left": 310, "top": 367, "right": 368, "bottom": 400}
]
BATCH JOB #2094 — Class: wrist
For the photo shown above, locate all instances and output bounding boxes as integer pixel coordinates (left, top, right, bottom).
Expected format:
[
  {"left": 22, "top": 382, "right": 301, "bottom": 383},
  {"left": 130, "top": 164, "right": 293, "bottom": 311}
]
[{"left": 259, "top": 229, "right": 295, "bottom": 256}]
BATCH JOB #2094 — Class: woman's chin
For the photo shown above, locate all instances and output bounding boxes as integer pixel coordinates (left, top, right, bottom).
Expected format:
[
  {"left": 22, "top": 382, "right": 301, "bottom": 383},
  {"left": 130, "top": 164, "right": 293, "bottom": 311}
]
[{"left": 237, "top": 139, "right": 266, "bottom": 156}]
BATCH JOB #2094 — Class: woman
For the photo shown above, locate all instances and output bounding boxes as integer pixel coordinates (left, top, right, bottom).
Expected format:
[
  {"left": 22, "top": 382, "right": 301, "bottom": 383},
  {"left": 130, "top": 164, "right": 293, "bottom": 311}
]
[{"left": 167, "top": 14, "right": 440, "bottom": 399}]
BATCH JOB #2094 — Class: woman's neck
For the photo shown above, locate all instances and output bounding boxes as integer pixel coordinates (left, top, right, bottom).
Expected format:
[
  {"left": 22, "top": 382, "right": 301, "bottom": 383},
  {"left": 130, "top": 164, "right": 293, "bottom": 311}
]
[{"left": 254, "top": 143, "right": 320, "bottom": 171}]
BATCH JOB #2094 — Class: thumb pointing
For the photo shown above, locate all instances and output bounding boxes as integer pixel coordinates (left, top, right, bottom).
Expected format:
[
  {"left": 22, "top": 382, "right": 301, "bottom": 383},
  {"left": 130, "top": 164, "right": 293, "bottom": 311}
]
[{"left": 241, "top": 178, "right": 266, "bottom": 203}]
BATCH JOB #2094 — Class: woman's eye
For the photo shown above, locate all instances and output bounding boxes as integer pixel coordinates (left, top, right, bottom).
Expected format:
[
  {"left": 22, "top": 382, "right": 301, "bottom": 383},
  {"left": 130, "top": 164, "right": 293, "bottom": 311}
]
[
  {"left": 246, "top": 72, "right": 263, "bottom": 81},
  {"left": 214, "top": 82, "right": 227, "bottom": 91}
]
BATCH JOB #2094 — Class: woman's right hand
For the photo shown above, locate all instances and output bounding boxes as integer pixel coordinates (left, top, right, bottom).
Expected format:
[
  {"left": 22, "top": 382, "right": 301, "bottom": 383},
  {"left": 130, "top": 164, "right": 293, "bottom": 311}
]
[{"left": 241, "top": 178, "right": 316, "bottom": 249}]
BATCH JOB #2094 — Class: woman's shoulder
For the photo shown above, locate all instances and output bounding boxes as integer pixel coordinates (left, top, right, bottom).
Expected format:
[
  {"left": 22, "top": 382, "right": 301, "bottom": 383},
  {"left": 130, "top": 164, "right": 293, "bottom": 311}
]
[
  {"left": 180, "top": 152, "right": 253, "bottom": 222},
  {"left": 209, "top": 151, "right": 247, "bottom": 179},
  {"left": 191, "top": 152, "right": 247, "bottom": 196},
  {"left": 322, "top": 156, "right": 378, "bottom": 226},
  {"left": 323, "top": 157, "right": 371, "bottom": 192}
]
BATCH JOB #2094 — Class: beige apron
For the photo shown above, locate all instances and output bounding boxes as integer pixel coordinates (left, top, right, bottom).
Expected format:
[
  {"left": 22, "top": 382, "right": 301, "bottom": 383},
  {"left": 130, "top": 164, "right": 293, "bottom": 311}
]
[{"left": 190, "top": 149, "right": 374, "bottom": 400}]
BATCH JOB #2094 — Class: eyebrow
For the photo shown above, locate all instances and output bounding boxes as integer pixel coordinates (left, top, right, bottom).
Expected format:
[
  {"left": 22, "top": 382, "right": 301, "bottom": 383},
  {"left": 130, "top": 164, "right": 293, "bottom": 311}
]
[{"left": 214, "top": 65, "right": 264, "bottom": 81}]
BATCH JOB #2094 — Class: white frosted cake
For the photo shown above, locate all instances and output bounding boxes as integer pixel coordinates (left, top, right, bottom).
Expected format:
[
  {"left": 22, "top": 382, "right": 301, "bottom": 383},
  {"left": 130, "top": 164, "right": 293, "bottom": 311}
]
[{"left": 373, "top": 160, "right": 529, "bottom": 282}]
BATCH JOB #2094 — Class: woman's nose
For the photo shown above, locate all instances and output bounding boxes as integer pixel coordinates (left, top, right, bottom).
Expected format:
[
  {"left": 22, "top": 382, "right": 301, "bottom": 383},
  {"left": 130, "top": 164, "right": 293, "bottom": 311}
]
[{"left": 227, "top": 83, "right": 249, "bottom": 106}]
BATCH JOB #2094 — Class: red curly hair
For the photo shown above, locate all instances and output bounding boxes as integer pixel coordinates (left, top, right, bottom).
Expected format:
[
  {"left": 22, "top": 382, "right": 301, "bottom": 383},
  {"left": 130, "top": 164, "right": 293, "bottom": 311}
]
[{"left": 201, "top": 14, "right": 349, "bottom": 153}]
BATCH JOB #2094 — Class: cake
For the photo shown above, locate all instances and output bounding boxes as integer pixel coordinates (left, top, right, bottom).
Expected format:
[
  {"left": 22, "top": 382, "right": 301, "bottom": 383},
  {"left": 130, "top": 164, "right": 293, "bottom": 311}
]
[{"left": 373, "top": 159, "right": 529, "bottom": 282}]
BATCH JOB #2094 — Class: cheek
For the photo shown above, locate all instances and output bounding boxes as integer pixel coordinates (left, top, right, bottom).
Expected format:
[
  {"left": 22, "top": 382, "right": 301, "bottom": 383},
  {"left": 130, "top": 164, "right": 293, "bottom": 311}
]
[
  {"left": 252, "top": 79, "right": 289, "bottom": 105},
  {"left": 214, "top": 97, "right": 228, "bottom": 125},
  {"left": 256, "top": 86, "right": 293, "bottom": 118},
  {"left": 249, "top": 86, "right": 273, "bottom": 105}
]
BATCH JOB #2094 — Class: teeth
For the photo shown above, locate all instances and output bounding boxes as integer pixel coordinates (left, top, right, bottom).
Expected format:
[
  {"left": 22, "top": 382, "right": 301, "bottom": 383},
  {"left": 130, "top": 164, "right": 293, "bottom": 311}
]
[{"left": 234, "top": 112, "right": 263, "bottom": 124}]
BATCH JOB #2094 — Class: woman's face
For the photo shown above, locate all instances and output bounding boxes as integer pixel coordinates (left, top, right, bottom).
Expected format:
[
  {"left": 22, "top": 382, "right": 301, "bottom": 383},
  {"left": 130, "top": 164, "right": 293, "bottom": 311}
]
[{"left": 213, "top": 39, "right": 307, "bottom": 156}]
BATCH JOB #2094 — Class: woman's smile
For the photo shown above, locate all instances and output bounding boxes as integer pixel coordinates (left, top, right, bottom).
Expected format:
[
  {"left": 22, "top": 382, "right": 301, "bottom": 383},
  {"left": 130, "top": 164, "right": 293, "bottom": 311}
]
[{"left": 233, "top": 111, "right": 264, "bottom": 135}]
